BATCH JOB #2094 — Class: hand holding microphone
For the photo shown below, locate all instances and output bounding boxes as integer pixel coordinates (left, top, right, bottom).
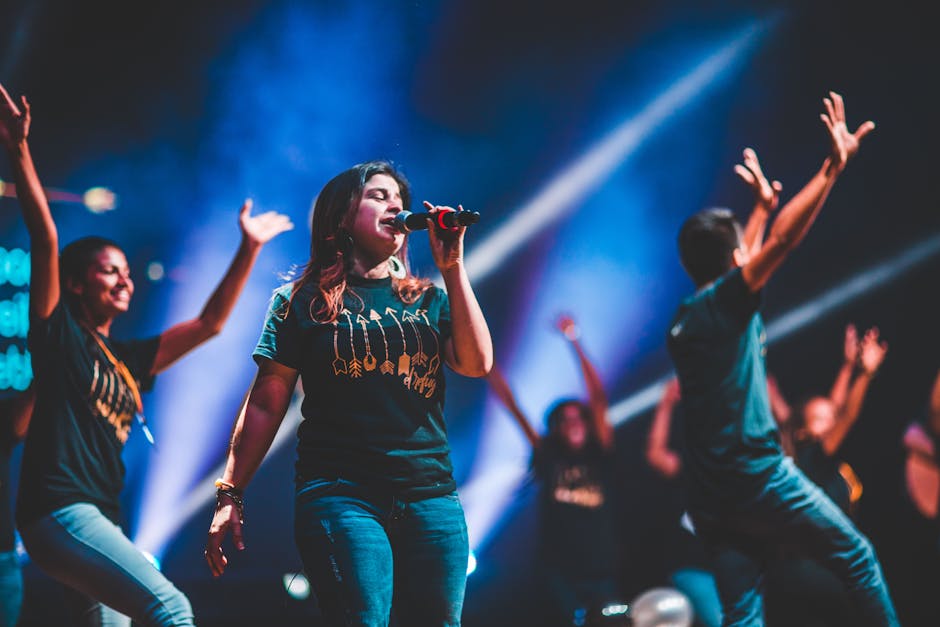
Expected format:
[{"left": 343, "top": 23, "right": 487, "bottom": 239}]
[
  {"left": 415, "top": 201, "right": 476, "bottom": 273},
  {"left": 394, "top": 203, "right": 480, "bottom": 233}
]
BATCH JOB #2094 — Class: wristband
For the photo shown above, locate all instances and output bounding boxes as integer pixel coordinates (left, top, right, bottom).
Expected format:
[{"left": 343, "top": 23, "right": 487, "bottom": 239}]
[
  {"left": 214, "top": 478, "right": 240, "bottom": 494},
  {"left": 216, "top": 487, "right": 245, "bottom": 522}
]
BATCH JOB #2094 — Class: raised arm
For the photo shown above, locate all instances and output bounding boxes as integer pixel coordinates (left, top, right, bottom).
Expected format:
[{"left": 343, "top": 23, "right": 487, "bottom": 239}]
[
  {"left": 929, "top": 368, "right": 940, "bottom": 437},
  {"left": 741, "top": 92, "right": 875, "bottom": 292},
  {"left": 647, "top": 377, "right": 682, "bottom": 478},
  {"left": 205, "top": 358, "right": 299, "bottom": 577},
  {"left": 557, "top": 315, "right": 613, "bottom": 451},
  {"left": 149, "top": 201, "right": 292, "bottom": 374},
  {"left": 0, "top": 83, "right": 59, "bottom": 319},
  {"left": 829, "top": 324, "right": 859, "bottom": 411},
  {"left": 904, "top": 422, "right": 936, "bottom": 462},
  {"left": 821, "top": 326, "right": 887, "bottom": 455},
  {"left": 735, "top": 148, "right": 782, "bottom": 257},
  {"left": 486, "top": 364, "right": 541, "bottom": 449},
  {"left": 426, "top": 202, "right": 493, "bottom": 378}
]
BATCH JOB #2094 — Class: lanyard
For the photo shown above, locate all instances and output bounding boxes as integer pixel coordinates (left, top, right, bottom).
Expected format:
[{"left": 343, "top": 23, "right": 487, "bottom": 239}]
[{"left": 84, "top": 327, "right": 156, "bottom": 447}]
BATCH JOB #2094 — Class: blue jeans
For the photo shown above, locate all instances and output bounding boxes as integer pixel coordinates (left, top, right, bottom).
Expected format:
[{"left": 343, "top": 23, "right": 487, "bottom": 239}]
[
  {"left": 670, "top": 567, "right": 721, "bottom": 627},
  {"left": 0, "top": 550, "right": 22, "bottom": 627},
  {"left": 294, "top": 478, "right": 469, "bottom": 627},
  {"left": 18, "top": 503, "right": 194, "bottom": 627},
  {"left": 691, "top": 458, "right": 898, "bottom": 627}
]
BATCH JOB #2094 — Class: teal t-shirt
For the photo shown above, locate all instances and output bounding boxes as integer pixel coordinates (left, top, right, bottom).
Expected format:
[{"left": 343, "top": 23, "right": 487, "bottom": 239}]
[
  {"left": 666, "top": 268, "right": 783, "bottom": 509},
  {"left": 253, "top": 275, "right": 455, "bottom": 500}
]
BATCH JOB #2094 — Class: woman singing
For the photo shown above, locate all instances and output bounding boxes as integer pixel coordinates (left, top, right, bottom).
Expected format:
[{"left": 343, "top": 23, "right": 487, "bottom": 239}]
[{"left": 205, "top": 161, "right": 492, "bottom": 626}]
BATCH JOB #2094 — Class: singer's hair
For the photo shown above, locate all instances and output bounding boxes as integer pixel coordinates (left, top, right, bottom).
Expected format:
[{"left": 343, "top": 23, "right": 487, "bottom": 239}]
[
  {"left": 289, "top": 160, "right": 431, "bottom": 323},
  {"left": 677, "top": 208, "right": 744, "bottom": 286},
  {"left": 59, "top": 236, "right": 127, "bottom": 318}
]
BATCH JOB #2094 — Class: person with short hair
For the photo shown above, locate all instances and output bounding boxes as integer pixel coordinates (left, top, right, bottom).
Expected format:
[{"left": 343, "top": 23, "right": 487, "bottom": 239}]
[{"left": 666, "top": 92, "right": 897, "bottom": 626}]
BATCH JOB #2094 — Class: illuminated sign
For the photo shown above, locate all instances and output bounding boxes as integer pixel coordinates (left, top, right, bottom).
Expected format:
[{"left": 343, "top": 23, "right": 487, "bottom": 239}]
[{"left": 0, "top": 247, "right": 32, "bottom": 392}]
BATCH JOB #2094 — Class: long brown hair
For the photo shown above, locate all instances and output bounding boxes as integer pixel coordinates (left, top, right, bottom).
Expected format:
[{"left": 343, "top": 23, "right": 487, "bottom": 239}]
[{"left": 291, "top": 161, "right": 431, "bottom": 322}]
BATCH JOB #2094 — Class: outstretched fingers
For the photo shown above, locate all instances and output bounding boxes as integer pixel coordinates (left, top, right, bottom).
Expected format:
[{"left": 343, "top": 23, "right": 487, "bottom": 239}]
[
  {"left": 854, "top": 120, "right": 876, "bottom": 142},
  {"left": 239, "top": 199, "right": 294, "bottom": 244},
  {"left": 239, "top": 198, "right": 253, "bottom": 218},
  {"left": 735, "top": 147, "right": 781, "bottom": 209},
  {"left": 742, "top": 147, "right": 764, "bottom": 176},
  {"left": 823, "top": 95, "right": 838, "bottom": 125},
  {"left": 830, "top": 91, "right": 845, "bottom": 123},
  {"left": 734, "top": 163, "right": 756, "bottom": 185},
  {"left": 0, "top": 82, "right": 19, "bottom": 114}
]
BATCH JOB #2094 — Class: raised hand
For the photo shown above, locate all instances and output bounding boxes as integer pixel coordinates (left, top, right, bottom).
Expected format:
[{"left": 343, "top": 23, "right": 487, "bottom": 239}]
[
  {"left": 859, "top": 326, "right": 888, "bottom": 375},
  {"left": 734, "top": 148, "right": 782, "bottom": 213},
  {"left": 238, "top": 199, "right": 294, "bottom": 246},
  {"left": 843, "top": 323, "right": 859, "bottom": 365},
  {"left": 663, "top": 376, "right": 681, "bottom": 404},
  {"left": 820, "top": 91, "right": 875, "bottom": 173},
  {"left": 423, "top": 200, "right": 465, "bottom": 272},
  {"left": 0, "top": 82, "right": 31, "bottom": 149},
  {"left": 555, "top": 314, "right": 580, "bottom": 341}
]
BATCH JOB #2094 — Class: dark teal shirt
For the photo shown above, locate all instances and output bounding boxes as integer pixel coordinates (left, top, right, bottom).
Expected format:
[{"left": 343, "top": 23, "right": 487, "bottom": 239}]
[
  {"left": 254, "top": 276, "right": 455, "bottom": 500},
  {"left": 666, "top": 268, "right": 783, "bottom": 509},
  {"left": 18, "top": 303, "right": 158, "bottom": 526}
]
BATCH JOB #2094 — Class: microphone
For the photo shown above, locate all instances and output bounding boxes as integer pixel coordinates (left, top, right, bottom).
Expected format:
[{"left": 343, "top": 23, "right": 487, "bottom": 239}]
[{"left": 393, "top": 208, "right": 480, "bottom": 233}]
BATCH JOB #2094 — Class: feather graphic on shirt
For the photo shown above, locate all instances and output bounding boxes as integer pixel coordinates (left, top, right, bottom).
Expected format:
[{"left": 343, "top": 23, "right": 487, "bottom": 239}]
[
  {"left": 386, "top": 307, "right": 412, "bottom": 378},
  {"left": 331, "top": 320, "right": 348, "bottom": 375},
  {"left": 341, "top": 309, "right": 362, "bottom": 378},
  {"left": 416, "top": 309, "right": 441, "bottom": 375},
  {"left": 370, "top": 309, "right": 396, "bottom": 375},
  {"left": 402, "top": 311, "right": 428, "bottom": 367},
  {"left": 356, "top": 314, "right": 377, "bottom": 372}
]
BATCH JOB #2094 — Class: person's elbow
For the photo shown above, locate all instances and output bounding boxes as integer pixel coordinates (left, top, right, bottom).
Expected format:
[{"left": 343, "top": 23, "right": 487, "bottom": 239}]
[
  {"left": 645, "top": 447, "right": 665, "bottom": 473},
  {"left": 479, "top": 352, "right": 494, "bottom": 376},
  {"left": 453, "top": 351, "right": 493, "bottom": 378},
  {"left": 460, "top": 357, "right": 493, "bottom": 378},
  {"left": 198, "top": 316, "right": 226, "bottom": 340}
]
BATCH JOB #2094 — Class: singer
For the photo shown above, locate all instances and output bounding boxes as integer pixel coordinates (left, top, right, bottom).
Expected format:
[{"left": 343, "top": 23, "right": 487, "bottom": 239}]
[{"left": 205, "top": 160, "right": 493, "bottom": 627}]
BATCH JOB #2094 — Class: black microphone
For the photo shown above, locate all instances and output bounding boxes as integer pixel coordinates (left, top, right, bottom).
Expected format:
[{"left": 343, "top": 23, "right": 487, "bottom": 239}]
[{"left": 393, "top": 209, "right": 480, "bottom": 233}]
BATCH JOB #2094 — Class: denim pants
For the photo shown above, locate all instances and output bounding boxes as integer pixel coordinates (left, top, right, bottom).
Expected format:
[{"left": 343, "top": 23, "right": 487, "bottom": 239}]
[
  {"left": 294, "top": 478, "right": 469, "bottom": 627},
  {"left": 19, "top": 502, "right": 194, "bottom": 627},
  {"left": 691, "top": 457, "right": 898, "bottom": 627},
  {"left": 0, "top": 550, "right": 22, "bottom": 627},
  {"left": 670, "top": 567, "right": 722, "bottom": 627}
]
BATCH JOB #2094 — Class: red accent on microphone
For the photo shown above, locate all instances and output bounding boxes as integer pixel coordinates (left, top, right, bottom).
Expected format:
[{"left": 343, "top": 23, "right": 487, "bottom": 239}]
[{"left": 436, "top": 208, "right": 459, "bottom": 231}]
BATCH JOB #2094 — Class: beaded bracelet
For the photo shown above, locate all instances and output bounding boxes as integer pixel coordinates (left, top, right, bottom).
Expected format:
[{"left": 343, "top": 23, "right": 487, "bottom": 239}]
[{"left": 216, "top": 487, "right": 245, "bottom": 522}]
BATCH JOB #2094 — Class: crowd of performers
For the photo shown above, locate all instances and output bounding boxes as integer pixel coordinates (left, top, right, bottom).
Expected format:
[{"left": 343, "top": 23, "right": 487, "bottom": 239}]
[{"left": 1, "top": 79, "right": 938, "bottom": 627}]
